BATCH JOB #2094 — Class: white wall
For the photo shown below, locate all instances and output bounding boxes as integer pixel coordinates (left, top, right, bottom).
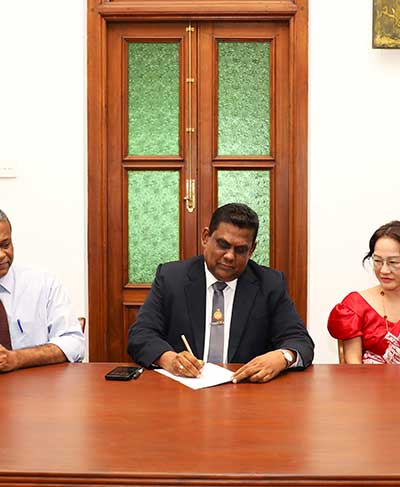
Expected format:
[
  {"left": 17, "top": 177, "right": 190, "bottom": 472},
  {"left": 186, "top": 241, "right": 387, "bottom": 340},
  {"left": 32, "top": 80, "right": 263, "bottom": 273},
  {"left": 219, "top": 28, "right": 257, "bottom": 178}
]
[
  {"left": 0, "top": 2, "right": 87, "bottom": 323},
  {"left": 1, "top": 1, "right": 399, "bottom": 363},
  {"left": 309, "top": 1, "right": 400, "bottom": 362}
]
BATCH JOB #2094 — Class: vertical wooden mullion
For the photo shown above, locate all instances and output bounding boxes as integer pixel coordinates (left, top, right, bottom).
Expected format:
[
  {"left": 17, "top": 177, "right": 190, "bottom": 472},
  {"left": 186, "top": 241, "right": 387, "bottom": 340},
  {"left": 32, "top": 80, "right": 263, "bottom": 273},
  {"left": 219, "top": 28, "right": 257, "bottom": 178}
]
[
  {"left": 179, "top": 28, "right": 187, "bottom": 258},
  {"left": 197, "top": 22, "right": 216, "bottom": 237},
  {"left": 88, "top": 0, "right": 108, "bottom": 361},
  {"left": 181, "top": 21, "right": 198, "bottom": 259},
  {"left": 107, "top": 26, "right": 125, "bottom": 361},
  {"left": 271, "top": 24, "right": 290, "bottom": 277},
  {"left": 288, "top": 0, "right": 308, "bottom": 321}
]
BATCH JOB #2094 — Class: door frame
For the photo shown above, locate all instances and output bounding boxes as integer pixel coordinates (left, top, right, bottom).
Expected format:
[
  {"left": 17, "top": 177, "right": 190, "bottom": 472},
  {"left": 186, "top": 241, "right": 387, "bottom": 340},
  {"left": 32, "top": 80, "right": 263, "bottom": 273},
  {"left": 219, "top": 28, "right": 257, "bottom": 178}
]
[{"left": 87, "top": 0, "right": 308, "bottom": 361}]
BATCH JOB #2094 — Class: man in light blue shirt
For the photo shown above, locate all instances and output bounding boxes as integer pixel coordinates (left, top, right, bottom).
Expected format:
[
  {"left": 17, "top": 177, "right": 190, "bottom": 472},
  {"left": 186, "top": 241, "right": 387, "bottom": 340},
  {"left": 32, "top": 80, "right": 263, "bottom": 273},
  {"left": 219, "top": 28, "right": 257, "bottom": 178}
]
[{"left": 0, "top": 209, "right": 85, "bottom": 372}]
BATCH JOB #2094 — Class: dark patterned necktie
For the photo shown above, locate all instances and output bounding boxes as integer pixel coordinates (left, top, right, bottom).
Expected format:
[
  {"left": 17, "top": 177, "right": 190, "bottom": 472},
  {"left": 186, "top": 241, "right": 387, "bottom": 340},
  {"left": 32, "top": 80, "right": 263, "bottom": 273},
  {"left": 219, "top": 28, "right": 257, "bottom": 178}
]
[
  {"left": 0, "top": 299, "right": 11, "bottom": 349},
  {"left": 208, "top": 281, "right": 227, "bottom": 363}
]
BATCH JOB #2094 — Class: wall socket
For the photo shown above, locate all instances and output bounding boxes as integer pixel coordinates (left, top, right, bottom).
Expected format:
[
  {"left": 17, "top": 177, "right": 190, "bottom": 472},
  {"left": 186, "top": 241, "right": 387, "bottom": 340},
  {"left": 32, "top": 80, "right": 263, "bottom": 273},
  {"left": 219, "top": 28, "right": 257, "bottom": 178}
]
[{"left": 0, "top": 163, "right": 16, "bottom": 178}]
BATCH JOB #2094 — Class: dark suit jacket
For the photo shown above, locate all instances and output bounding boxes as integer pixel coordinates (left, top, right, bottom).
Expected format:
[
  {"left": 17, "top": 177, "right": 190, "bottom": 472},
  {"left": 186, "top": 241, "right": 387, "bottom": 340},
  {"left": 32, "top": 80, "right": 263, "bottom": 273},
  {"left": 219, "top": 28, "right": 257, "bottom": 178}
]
[{"left": 127, "top": 256, "right": 314, "bottom": 368}]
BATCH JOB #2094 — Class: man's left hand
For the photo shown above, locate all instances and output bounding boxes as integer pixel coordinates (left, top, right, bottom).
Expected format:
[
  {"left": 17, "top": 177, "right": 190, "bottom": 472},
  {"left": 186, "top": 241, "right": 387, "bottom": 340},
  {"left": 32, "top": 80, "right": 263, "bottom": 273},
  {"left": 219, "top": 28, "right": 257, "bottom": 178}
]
[
  {"left": 0, "top": 345, "right": 18, "bottom": 372},
  {"left": 232, "top": 350, "right": 290, "bottom": 383}
]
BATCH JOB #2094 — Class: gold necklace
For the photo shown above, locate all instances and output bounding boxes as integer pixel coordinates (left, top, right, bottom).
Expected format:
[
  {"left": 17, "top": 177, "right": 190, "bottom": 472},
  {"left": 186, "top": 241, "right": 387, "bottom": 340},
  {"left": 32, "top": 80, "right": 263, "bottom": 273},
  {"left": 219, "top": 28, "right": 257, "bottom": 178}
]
[{"left": 380, "top": 290, "right": 390, "bottom": 333}]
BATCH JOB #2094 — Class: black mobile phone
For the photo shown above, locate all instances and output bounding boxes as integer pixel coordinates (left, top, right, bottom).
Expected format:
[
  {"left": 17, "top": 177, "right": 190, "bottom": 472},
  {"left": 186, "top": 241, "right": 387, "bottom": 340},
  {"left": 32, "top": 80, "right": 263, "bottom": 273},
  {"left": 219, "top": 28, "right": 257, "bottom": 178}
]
[{"left": 105, "top": 366, "right": 144, "bottom": 381}]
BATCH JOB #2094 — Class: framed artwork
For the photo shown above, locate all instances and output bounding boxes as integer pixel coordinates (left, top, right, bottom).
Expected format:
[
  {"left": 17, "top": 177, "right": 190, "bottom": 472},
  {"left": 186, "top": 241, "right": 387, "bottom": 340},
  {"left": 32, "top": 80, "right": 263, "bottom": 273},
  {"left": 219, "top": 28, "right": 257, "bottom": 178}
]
[{"left": 373, "top": 0, "right": 400, "bottom": 48}]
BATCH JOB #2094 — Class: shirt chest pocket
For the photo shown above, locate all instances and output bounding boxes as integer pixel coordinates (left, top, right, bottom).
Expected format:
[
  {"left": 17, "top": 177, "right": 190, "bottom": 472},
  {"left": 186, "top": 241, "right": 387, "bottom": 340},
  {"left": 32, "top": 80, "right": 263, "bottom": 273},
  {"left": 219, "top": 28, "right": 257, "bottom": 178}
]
[{"left": 10, "top": 319, "right": 48, "bottom": 349}]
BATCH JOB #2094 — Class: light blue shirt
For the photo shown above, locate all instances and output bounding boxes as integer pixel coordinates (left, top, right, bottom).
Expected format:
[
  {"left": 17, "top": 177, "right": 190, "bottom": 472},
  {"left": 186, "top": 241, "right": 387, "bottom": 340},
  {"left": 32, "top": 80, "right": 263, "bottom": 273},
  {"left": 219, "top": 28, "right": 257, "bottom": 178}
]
[{"left": 0, "top": 264, "right": 85, "bottom": 362}]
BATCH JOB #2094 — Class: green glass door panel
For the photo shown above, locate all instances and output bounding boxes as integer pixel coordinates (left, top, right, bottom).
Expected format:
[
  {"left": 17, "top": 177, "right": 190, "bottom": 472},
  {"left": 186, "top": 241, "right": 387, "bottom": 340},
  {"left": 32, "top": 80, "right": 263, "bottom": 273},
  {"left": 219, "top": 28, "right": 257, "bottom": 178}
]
[
  {"left": 218, "top": 42, "right": 270, "bottom": 156},
  {"left": 128, "top": 42, "right": 179, "bottom": 156},
  {"left": 128, "top": 171, "right": 180, "bottom": 283},
  {"left": 218, "top": 170, "right": 270, "bottom": 265}
]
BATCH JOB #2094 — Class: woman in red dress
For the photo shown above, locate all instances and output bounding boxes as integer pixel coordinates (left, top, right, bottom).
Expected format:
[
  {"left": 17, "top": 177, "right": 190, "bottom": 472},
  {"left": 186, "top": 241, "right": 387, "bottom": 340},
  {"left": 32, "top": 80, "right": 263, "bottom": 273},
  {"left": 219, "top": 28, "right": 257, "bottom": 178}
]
[{"left": 328, "top": 221, "right": 400, "bottom": 364}]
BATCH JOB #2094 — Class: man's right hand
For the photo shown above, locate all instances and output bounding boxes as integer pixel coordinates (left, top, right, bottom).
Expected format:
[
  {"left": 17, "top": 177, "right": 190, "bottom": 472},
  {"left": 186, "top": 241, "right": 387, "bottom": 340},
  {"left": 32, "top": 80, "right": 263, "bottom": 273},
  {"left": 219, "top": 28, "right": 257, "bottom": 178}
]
[{"left": 158, "top": 351, "right": 204, "bottom": 377}]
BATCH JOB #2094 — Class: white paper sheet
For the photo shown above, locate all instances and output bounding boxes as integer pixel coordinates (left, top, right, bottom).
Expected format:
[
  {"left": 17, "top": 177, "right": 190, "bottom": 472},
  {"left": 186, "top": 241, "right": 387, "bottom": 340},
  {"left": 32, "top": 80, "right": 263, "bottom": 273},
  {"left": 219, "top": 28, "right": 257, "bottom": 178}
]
[{"left": 155, "top": 362, "right": 234, "bottom": 390}]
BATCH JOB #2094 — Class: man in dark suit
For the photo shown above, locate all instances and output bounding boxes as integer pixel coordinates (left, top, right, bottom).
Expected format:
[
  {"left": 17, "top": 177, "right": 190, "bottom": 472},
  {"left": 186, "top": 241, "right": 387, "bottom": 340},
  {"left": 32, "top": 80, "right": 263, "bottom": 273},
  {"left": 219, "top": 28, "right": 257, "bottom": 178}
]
[{"left": 128, "top": 203, "right": 314, "bottom": 383}]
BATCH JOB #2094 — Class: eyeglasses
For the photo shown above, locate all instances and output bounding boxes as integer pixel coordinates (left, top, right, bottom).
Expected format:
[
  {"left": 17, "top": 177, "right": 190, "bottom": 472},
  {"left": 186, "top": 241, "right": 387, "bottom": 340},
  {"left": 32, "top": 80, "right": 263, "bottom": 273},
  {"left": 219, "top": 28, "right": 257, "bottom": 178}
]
[{"left": 371, "top": 255, "right": 400, "bottom": 272}]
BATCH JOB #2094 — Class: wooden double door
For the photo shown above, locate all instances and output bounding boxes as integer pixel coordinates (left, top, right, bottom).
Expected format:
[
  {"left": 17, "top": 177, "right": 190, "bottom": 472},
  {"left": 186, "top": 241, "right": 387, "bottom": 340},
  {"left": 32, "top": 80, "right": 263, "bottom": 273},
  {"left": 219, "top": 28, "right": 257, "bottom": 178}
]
[{"left": 88, "top": 2, "right": 308, "bottom": 362}]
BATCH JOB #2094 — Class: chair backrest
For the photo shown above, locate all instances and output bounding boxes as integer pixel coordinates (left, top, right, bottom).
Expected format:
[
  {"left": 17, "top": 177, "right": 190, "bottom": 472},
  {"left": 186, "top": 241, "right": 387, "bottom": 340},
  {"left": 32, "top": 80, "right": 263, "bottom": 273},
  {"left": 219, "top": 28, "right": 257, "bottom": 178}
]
[
  {"left": 78, "top": 317, "right": 86, "bottom": 333},
  {"left": 338, "top": 339, "right": 345, "bottom": 364}
]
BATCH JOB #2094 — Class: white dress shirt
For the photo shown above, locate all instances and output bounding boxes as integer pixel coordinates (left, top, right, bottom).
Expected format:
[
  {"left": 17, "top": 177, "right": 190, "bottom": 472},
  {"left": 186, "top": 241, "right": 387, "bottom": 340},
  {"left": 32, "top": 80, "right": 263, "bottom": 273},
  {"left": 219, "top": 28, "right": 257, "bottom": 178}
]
[
  {"left": 203, "top": 263, "right": 238, "bottom": 363},
  {"left": 0, "top": 264, "right": 85, "bottom": 362}
]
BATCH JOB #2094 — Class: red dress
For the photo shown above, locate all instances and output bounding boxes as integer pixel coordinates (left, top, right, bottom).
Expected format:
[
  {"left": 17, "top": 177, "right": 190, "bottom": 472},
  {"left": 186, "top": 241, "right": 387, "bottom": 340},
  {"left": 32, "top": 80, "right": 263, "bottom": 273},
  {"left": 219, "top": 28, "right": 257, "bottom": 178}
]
[{"left": 328, "top": 292, "right": 400, "bottom": 363}]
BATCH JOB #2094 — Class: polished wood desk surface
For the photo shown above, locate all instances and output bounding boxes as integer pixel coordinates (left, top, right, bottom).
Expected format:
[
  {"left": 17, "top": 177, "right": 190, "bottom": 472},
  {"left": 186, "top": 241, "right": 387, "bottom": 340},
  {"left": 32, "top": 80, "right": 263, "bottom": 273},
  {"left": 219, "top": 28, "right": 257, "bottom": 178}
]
[{"left": 1, "top": 363, "right": 400, "bottom": 486}]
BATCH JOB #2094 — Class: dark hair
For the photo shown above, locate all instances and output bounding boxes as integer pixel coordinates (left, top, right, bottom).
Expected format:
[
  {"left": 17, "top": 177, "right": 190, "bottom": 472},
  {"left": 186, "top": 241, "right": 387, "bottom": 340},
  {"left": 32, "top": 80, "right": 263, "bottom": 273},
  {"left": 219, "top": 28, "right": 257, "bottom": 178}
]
[
  {"left": 209, "top": 203, "right": 259, "bottom": 242},
  {"left": 363, "top": 220, "right": 400, "bottom": 265},
  {"left": 0, "top": 209, "right": 11, "bottom": 231}
]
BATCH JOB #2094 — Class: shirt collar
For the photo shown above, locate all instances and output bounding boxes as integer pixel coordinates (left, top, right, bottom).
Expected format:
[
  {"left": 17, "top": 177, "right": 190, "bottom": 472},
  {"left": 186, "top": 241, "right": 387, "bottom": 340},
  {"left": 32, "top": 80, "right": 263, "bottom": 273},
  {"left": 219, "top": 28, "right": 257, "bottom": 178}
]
[
  {"left": 0, "top": 264, "right": 15, "bottom": 294},
  {"left": 204, "top": 262, "right": 238, "bottom": 292}
]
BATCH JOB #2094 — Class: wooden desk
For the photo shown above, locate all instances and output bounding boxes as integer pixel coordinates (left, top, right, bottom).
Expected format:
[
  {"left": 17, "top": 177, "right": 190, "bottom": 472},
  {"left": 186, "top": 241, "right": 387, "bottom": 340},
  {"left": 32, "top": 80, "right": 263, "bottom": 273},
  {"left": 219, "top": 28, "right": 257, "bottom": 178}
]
[{"left": 1, "top": 363, "right": 400, "bottom": 486}]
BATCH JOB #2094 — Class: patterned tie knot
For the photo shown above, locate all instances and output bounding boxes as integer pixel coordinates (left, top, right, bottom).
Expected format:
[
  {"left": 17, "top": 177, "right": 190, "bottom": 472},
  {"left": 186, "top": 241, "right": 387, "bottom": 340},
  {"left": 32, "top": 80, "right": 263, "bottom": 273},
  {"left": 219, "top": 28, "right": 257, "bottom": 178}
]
[{"left": 213, "top": 281, "right": 227, "bottom": 293}]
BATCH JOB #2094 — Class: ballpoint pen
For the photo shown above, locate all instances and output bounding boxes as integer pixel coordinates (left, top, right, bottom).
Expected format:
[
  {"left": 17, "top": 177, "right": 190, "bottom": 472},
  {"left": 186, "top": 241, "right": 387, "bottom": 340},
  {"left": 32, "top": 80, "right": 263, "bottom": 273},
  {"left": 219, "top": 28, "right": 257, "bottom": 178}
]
[
  {"left": 17, "top": 319, "right": 24, "bottom": 333},
  {"left": 181, "top": 334, "right": 194, "bottom": 356}
]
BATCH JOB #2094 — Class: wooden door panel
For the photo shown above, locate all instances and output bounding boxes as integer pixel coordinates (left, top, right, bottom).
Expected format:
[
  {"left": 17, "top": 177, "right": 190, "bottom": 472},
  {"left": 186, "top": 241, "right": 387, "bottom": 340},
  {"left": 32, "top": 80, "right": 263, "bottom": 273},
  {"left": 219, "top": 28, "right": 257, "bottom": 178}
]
[
  {"left": 107, "top": 22, "right": 197, "bottom": 361},
  {"left": 197, "top": 22, "right": 289, "bottom": 275}
]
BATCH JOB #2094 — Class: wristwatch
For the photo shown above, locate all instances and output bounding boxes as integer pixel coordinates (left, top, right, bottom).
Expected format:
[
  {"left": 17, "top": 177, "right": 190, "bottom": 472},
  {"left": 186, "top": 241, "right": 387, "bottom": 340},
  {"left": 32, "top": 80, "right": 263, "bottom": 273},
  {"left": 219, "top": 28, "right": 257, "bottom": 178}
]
[{"left": 277, "top": 349, "right": 295, "bottom": 368}]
